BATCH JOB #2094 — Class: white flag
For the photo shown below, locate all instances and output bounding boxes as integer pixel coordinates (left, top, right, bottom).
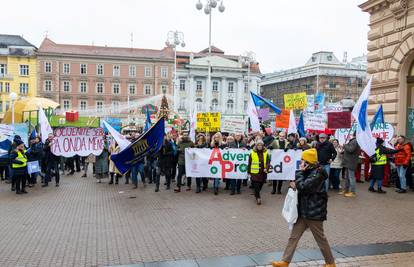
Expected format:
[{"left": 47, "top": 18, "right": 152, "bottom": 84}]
[
  {"left": 39, "top": 107, "right": 53, "bottom": 143},
  {"left": 189, "top": 108, "right": 197, "bottom": 143},
  {"left": 246, "top": 94, "right": 261, "bottom": 132},
  {"left": 102, "top": 120, "right": 131, "bottom": 151},
  {"left": 287, "top": 110, "right": 297, "bottom": 135},
  {"left": 352, "top": 77, "right": 376, "bottom": 156}
]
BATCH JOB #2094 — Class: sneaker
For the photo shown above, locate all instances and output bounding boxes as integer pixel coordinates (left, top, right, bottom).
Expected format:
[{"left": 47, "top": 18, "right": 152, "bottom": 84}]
[
  {"left": 377, "top": 188, "right": 387, "bottom": 194},
  {"left": 81, "top": 174, "right": 87, "bottom": 178},
  {"left": 344, "top": 192, "right": 356, "bottom": 197},
  {"left": 271, "top": 190, "right": 276, "bottom": 195},
  {"left": 338, "top": 190, "right": 345, "bottom": 195},
  {"left": 271, "top": 261, "right": 289, "bottom": 267},
  {"left": 397, "top": 189, "right": 407, "bottom": 193},
  {"left": 21, "top": 190, "right": 28, "bottom": 194},
  {"left": 256, "top": 198, "right": 261, "bottom": 205}
]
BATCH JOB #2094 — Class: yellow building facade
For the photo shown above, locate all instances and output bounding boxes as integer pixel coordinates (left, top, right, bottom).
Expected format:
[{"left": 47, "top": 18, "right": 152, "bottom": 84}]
[{"left": 0, "top": 35, "right": 37, "bottom": 116}]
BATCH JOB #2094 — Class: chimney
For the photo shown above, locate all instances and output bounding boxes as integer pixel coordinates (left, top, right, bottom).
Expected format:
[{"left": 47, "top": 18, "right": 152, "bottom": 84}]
[{"left": 343, "top": 51, "right": 348, "bottom": 63}]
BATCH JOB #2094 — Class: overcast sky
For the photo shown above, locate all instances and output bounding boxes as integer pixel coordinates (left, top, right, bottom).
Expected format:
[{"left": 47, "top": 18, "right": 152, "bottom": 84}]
[{"left": 3, "top": 0, "right": 369, "bottom": 73}]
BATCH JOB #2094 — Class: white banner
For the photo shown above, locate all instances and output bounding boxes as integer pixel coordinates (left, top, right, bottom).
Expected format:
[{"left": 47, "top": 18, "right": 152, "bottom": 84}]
[
  {"left": 303, "top": 112, "right": 326, "bottom": 131},
  {"left": 185, "top": 148, "right": 302, "bottom": 180},
  {"left": 51, "top": 127, "right": 105, "bottom": 157},
  {"left": 221, "top": 117, "right": 247, "bottom": 134},
  {"left": 324, "top": 102, "right": 343, "bottom": 113},
  {"left": 306, "top": 95, "right": 315, "bottom": 113},
  {"left": 335, "top": 122, "right": 394, "bottom": 146}
]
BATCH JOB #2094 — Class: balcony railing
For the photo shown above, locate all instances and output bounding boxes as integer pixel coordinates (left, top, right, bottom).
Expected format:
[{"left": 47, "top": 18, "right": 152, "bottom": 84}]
[{"left": 0, "top": 74, "right": 13, "bottom": 80}]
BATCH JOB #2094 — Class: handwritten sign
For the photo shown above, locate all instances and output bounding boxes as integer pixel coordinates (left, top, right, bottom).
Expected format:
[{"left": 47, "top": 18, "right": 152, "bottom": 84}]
[
  {"left": 335, "top": 123, "right": 394, "bottom": 145},
  {"left": 51, "top": 127, "right": 105, "bottom": 157},
  {"left": 221, "top": 117, "right": 246, "bottom": 134},
  {"left": 276, "top": 109, "right": 290, "bottom": 128},
  {"left": 284, "top": 92, "right": 307, "bottom": 110},
  {"left": 196, "top": 112, "right": 221, "bottom": 132},
  {"left": 304, "top": 112, "right": 326, "bottom": 131}
]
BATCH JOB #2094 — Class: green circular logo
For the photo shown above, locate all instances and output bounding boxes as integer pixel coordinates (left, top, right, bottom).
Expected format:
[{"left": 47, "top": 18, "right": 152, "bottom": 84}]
[
  {"left": 210, "top": 166, "right": 218, "bottom": 174},
  {"left": 239, "top": 163, "right": 247, "bottom": 172}
]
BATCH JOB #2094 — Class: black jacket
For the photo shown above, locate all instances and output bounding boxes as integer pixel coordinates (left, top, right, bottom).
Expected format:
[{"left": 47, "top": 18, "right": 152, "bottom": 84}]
[
  {"left": 316, "top": 141, "right": 337, "bottom": 165},
  {"left": 296, "top": 167, "right": 328, "bottom": 221},
  {"left": 44, "top": 139, "right": 60, "bottom": 164},
  {"left": 159, "top": 140, "right": 174, "bottom": 170},
  {"left": 227, "top": 140, "right": 246, "bottom": 149},
  {"left": 10, "top": 150, "right": 28, "bottom": 176},
  {"left": 28, "top": 142, "right": 43, "bottom": 162}
]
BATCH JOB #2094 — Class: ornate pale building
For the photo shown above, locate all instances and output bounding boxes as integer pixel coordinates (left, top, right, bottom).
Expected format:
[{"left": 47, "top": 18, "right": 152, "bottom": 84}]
[{"left": 360, "top": 0, "right": 414, "bottom": 137}]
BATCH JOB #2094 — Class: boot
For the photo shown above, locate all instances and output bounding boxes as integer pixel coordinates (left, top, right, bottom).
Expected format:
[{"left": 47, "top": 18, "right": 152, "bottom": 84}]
[
  {"left": 271, "top": 189, "right": 276, "bottom": 195},
  {"left": 368, "top": 187, "right": 376, "bottom": 192},
  {"left": 324, "top": 264, "right": 336, "bottom": 267},
  {"left": 271, "top": 261, "right": 289, "bottom": 267},
  {"left": 377, "top": 188, "right": 386, "bottom": 194},
  {"left": 214, "top": 188, "right": 218, "bottom": 195},
  {"left": 155, "top": 185, "right": 159, "bottom": 192},
  {"left": 109, "top": 174, "right": 114, "bottom": 185},
  {"left": 256, "top": 198, "right": 261, "bottom": 205},
  {"left": 196, "top": 187, "right": 201, "bottom": 193}
]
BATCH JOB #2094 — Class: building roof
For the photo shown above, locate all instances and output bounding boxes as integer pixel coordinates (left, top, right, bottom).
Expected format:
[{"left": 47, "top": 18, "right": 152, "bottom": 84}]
[
  {"left": 304, "top": 51, "right": 342, "bottom": 66},
  {"left": 38, "top": 38, "right": 174, "bottom": 60},
  {"left": 198, "top": 46, "right": 225, "bottom": 54},
  {"left": 0, "top": 34, "right": 36, "bottom": 48}
]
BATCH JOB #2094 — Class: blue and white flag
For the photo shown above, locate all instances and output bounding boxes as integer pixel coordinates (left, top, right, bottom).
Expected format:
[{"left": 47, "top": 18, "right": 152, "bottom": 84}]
[
  {"left": 250, "top": 92, "right": 282, "bottom": 115},
  {"left": 102, "top": 120, "right": 131, "bottom": 151},
  {"left": 370, "top": 104, "right": 384, "bottom": 130},
  {"left": 297, "top": 112, "right": 305, "bottom": 138},
  {"left": 352, "top": 77, "right": 376, "bottom": 156},
  {"left": 111, "top": 118, "right": 165, "bottom": 174},
  {"left": 246, "top": 93, "right": 261, "bottom": 132}
]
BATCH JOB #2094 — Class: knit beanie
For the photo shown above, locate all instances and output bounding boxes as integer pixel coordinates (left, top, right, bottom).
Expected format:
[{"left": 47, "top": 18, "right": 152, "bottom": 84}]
[{"left": 301, "top": 148, "right": 318, "bottom": 165}]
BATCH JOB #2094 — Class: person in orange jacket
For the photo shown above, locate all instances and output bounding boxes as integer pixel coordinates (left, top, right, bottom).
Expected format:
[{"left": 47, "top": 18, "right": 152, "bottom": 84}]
[{"left": 394, "top": 135, "right": 412, "bottom": 193}]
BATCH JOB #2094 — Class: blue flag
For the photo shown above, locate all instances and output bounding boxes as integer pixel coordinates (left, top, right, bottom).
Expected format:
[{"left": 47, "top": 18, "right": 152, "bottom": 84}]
[
  {"left": 297, "top": 112, "right": 305, "bottom": 137},
  {"left": 30, "top": 128, "right": 37, "bottom": 140},
  {"left": 111, "top": 118, "right": 165, "bottom": 174},
  {"left": 370, "top": 104, "right": 384, "bottom": 130},
  {"left": 144, "top": 107, "right": 152, "bottom": 132},
  {"left": 250, "top": 92, "right": 282, "bottom": 115}
]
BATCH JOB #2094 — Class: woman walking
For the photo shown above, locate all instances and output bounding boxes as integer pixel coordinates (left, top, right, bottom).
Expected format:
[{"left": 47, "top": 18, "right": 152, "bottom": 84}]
[
  {"left": 108, "top": 141, "right": 121, "bottom": 184},
  {"left": 272, "top": 148, "right": 335, "bottom": 267},
  {"left": 247, "top": 140, "right": 270, "bottom": 205}
]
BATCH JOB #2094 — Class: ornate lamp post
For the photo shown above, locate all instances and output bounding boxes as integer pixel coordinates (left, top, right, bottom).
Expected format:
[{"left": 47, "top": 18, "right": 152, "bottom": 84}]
[{"left": 166, "top": 31, "right": 185, "bottom": 112}]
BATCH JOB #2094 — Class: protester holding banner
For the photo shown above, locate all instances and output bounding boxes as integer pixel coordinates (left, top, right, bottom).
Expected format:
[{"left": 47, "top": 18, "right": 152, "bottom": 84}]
[
  {"left": 195, "top": 134, "right": 209, "bottom": 193},
  {"left": 269, "top": 132, "right": 289, "bottom": 194},
  {"left": 27, "top": 136, "right": 43, "bottom": 187},
  {"left": 297, "top": 137, "right": 311, "bottom": 151},
  {"left": 10, "top": 140, "right": 28, "bottom": 194},
  {"left": 174, "top": 132, "right": 194, "bottom": 193},
  {"left": 247, "top": 139, "right": 270, "bottom": 205},
  {"left": 43, "top": 133, "right": 60, "bottom": 187},
  {"left": 209, "top": 132, "right": 227, "bottom": 195}
]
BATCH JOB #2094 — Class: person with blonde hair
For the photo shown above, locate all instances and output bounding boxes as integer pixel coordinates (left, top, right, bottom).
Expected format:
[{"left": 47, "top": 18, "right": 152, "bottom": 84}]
[{"left": 210, "top": 132, "right": 227, "bottom": 195}]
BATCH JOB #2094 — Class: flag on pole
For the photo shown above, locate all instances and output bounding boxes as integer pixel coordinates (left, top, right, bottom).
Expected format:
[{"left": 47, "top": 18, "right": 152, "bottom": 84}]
[
  {"left": 250, "top": 92, "right": 282, "bottom": 115},
  {"left": 246, "top": 93, "right": 261, "bottom": 132},
  {"left": 370, "top": 104, "right": 384, "bottom": 130},
  {"left": 102, "top": 120, "right": 131, "bottom": 151},
  {"left": 144, "top": 107, "right": 152, "bottom": 132},
  {"left": 29, "top": 128, "right": 37, "bottom": 140},
  {"left": 297, "top": 112, "right": 305, "bottom": 137},
  {"left": 38, "top": 107, "right": 52, "bottom": 143},
  {"left": 352, "top": 77, "right": 376, "bottom": 156},
  {"left": 287, "top": 110, "right": 297, "bottom": 135},
  {"left": 189, "top": 108, "right": 197, "bottom": 143}
]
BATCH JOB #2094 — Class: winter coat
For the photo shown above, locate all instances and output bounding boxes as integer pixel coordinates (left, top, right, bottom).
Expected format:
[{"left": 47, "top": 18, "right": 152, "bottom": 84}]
[
  {"left": 296, "top": 167, "right": 328, "bottom": 221},
  {"left": 316, "top": 140, "right": 337, "bottom": 165},
  {"left": 269, "top": 139, "right": 289, "bottom": 150},
  {"left": 395, "top": 142, "right": 412, "bottom": 166},
  {"left": 10, "top": 150, "right": 28, "bottom": 176},
  {"left": 28, "top": 142, "right": 43, "bottom": 162},
  {"left": 297, "top": 143, "right": 311, "bottom": 151},
  {"left": 109, "top": 145, "right": 120, "bottom": 173},
  {"left": 177, "top": 137, "right": 194, "bottom": 166},
  {"left": 95, "top": 142, "right": 109, "bottom": 175},
  {"left": 247, "top": 148, "right": 270, "bottom": 183},
  {"left": 330, "top": 146, "right": 343, "bottom": 169},
  {"left": 44, "top": 139, "right": 60, "bottom": 165},
  {"left": 227, "top": 140, "right": 246, "bottom": 149},
  {"left": 263, "top": 135, "right": 275, "bottom": 147},
  {"left": 85, "top": 154, "right": 96, "bottom": 164},
  {"left": 342, "top": 138, "right": 360, "bottom": 171},
  {"left": 159, "top": 140, "right": 175, "bottom": 170}
]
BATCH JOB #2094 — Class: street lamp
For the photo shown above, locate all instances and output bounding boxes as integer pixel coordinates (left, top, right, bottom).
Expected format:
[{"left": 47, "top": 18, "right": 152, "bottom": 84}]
[
  {"left": 9, "top": 92, "right": 18, "bottom": 125},
  {"left": 195, "top": 0, "right": 226, "bottom": 111},
  {"left": 166, "top": 30, "right": 185, "bottom": 110}
]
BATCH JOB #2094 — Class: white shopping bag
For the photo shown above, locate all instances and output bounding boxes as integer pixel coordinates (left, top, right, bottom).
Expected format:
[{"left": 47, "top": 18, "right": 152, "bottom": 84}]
[{"left": 282, "top": 188, "right": 298, "bottom": 231}]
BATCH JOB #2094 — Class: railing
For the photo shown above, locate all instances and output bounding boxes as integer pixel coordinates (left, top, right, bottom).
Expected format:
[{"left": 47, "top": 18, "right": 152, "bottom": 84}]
[{"left": 0, "top": 74, "right": 13, "bottom": 80}]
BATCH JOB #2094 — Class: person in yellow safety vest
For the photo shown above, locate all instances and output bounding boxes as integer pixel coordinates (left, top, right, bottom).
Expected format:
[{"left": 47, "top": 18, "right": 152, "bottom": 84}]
[
  {"left": 10, "top": 140, "right": 29, "bottom": 195},
  {"left": 247, "top": 139, "right": 270, "bottom": 205},
  {"left": 369, "top": 138, "right": 399, "bottom": 194}
]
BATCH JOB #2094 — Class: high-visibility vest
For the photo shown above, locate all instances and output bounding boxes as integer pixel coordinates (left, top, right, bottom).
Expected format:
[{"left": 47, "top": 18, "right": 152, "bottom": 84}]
[
  {"left": 12, "top": 150, "right": 27, "bottom": 169},
  {"left": 250, "top": 151, "right": 268, "bottom": 174},
  {"left": 372, "top": 148, "right": 387, "bottom": 166}
]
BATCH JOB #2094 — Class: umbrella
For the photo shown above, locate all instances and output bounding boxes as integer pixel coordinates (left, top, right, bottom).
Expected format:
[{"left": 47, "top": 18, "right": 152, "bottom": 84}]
[{"left": 3, "top": 97, "right": 60, "bottom": 124}]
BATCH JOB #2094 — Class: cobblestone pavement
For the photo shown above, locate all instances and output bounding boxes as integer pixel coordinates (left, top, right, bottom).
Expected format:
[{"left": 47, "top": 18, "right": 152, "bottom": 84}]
[
  {"left": 261, "top": 252, "right": 414, "bottom": 267},
  {"left": 1, "top": 172, "right": 414, "bottom": 267}
]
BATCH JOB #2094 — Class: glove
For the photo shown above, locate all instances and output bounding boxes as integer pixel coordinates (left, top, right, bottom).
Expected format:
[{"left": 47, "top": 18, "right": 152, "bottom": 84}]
[{"left": 284, "top": 148, "right": 288, "bottom": 152}]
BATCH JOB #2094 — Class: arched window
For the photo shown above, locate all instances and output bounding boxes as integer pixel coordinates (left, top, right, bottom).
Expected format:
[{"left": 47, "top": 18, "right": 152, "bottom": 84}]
[
  {"left": 212, "top": 99, "right": 218, "bottom": 111},
  {"left": 196, "top": 98, "right": 203, "bottom": 111},
  {"left": 227, "top": 99, "right": 234, "bottom": 113}
]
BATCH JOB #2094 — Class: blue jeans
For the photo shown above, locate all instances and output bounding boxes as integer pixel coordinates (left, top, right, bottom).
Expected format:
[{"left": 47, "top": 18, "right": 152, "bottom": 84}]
[
  {"left": 213, "top": 178, "right": 220, "bottom": 189},
  {"left": 397, "top": 165, "right": 407, "bottom": 190},
  {"left": 345, "top": 168, "right": 356, "bottom": 193},
  {"left": 131, "top": 163, "right": 145, "bottom": 185},
  {"left": 230, "top": 179, "right": 242, "bottom": 193},
  {"left": 321, "top": 164, "right": 330, "bottom": 192},
  {"left": 329, "top": 168, "right": 341, "bottom": 190}
]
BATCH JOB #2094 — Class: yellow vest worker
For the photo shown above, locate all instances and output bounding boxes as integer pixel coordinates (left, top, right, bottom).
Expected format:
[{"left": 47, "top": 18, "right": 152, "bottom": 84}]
[{"left": 11, "top": 140, "right": 28, "bottom": 194}]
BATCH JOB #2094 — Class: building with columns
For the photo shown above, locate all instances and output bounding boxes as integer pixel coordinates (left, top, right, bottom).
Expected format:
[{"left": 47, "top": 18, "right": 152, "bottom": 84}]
[
  {"left": 360, "top": 0, "right": 414, "bottom": 137},
  {"left": 174, "top": 47, "right": 261, "bottom": 119}
]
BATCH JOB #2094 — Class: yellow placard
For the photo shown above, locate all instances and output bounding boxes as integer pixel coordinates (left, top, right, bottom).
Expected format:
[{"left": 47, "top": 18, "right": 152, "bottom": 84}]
[
  {"left": 196, "top": 112, "right": 221, "bottom": 132},
  {"left": 284, "top": 92, "right": 308, "bottom": 110}
]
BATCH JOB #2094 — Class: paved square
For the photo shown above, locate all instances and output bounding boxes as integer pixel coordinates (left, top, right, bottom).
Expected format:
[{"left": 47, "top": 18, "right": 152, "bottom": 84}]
[{"left": 1, "top": 173, "right": 414, "bottom": 267}]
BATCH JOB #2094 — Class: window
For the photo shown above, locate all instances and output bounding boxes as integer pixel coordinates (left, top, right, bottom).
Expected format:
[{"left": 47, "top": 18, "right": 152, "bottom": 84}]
[
  {"left": 80, "top": 64, "right": 87, "bottom": 74},
  {"left": 357, "top": 78, "right": 363, "bottom": 88},
  {"left": 212, "top": 81, "right": 218, "bottom": 91},
  {"left": 113, "top": 65, "right": 120, "bottom": 76},
  {"left": 80, "top": 82, "right": 87, "bottom": 93},
  {"left": 63, "top": 63, "right": 70, "bottom": 74},
  {"left": 179, "top": 80, "right": 186, "bottom": 91},
  {"left": 144, "top": 84, "right": 152, "bottom": 95},
  {"left": 129, "top": 65, "right": 136, "bottom": 77},
  {"left": 0, "top": 64, "right": 7, "bottom": 75},
  {"left": 44, "top": 80, "right": 52, "bottom": 91},
  {"left": 63, "top": 81, "right": 70, "bottom": 92},
  {"left": 196, "top": 98, "right": 203, "bottom": 111},
  {"left": 20, "top": 65, "right": 29, "bottom": 76},
  {"left": 96, "top": 83, "right": 104, "bottom": 94},
  {"left": 161, "top": 67, "right": 168, "bottom": 78},
  {"left": 19, "top": 83, "right": 29, "bottom": 95},
  {"left": 347, "top": 78, "right": 353, "bottom": 87},
  {"left": 5, "top": 101, "right": 9, "bottom": 111},
  {"left": 5, "top": 82, "right": 10, "bottom": 93},
  {"left": 112, "top": 101, "right": 120, "bottom": 113},
  {"left": 113, "top": 83, "right": 120, "bottom": 94},
  {"left": 96, "top": 101, "right": 104, "bottom": 112},
  {"left": 45, "top": 62, "right": 51, "bottom": 73},
  {"left": 128, "top": 84, "right": 136, "bottom": 95},
  {"left": 244, "top": 100, "right": 248, "bottom": 111},
  {"left": 179, "top": 99, "right": 185, "bottom": 110},
  {"left": 0, "top": 82, "right": 2, "bottom": 93},
  {"left": 161, "top": 85, "right": 167, "bottom": 94},
  {"left": 227, "top": 99, "right": 234, "bottom": 112},
  {"left": 144, "top": 66, "right": 152, "bottom": 77},
  {"left": 244, "top": 82, "right": 248, "bottom": 93},
  {"left": 196, "top": 81, "right": 202, "bottom": 91},
  {"left": 97, "top": 64, "right": 104, "bottom": 75},
  {"left": 212, "top": 99, "right": 218, "bottom": 111},
  {"left": 228, "top": 82, "right": 234, "bottom": 93},
  {"left": 63, "top": 100, "right": 70, "bottom": 111},
  {"left": 328, "top": 78, "right": 336, "bottom": 89},
  {"left": 80, "top": 100, "right": 87, "bottom": 111},
  {"left": 0, "top": 101, "right": 2, "bottom": 113}
]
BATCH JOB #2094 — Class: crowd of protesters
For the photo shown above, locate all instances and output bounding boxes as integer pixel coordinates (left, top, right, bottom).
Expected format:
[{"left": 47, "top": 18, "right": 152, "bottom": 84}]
[{"left": 1, "top": 126, "right": 413, "bottom": 201}]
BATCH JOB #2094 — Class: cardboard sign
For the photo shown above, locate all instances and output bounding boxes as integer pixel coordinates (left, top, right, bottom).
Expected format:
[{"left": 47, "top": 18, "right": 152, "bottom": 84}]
[
  {"left": 51, "top": 127, "right": 105, "bottom": 157},
  {"left": 306, "top": 95, "right": 315, "bottom": 113},
  {"left": 303, "top": 112, "right": 326, "bottom": 131},
  {"left": 221, "top": 117, "right": 246, "bottom": 134},
  {"left": 325, "top": 102, "right": 343, "bottom": 113},
  {"left": 196, "top": 112, "right": 221, "bottom": 132},
  {"left": 327, "top": 111, "right": 352, "bottom": 129},
  {"left": 284, "top": 92, "right": 307, "bottom": 110},
  {"left": 276, "top": 109, "right": 290, "bottom": 128}
]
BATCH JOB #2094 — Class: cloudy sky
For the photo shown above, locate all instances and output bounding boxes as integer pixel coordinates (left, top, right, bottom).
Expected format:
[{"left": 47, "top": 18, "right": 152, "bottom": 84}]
[{"left": 3, "top": 0, "right": 369, "bottom": 73}]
